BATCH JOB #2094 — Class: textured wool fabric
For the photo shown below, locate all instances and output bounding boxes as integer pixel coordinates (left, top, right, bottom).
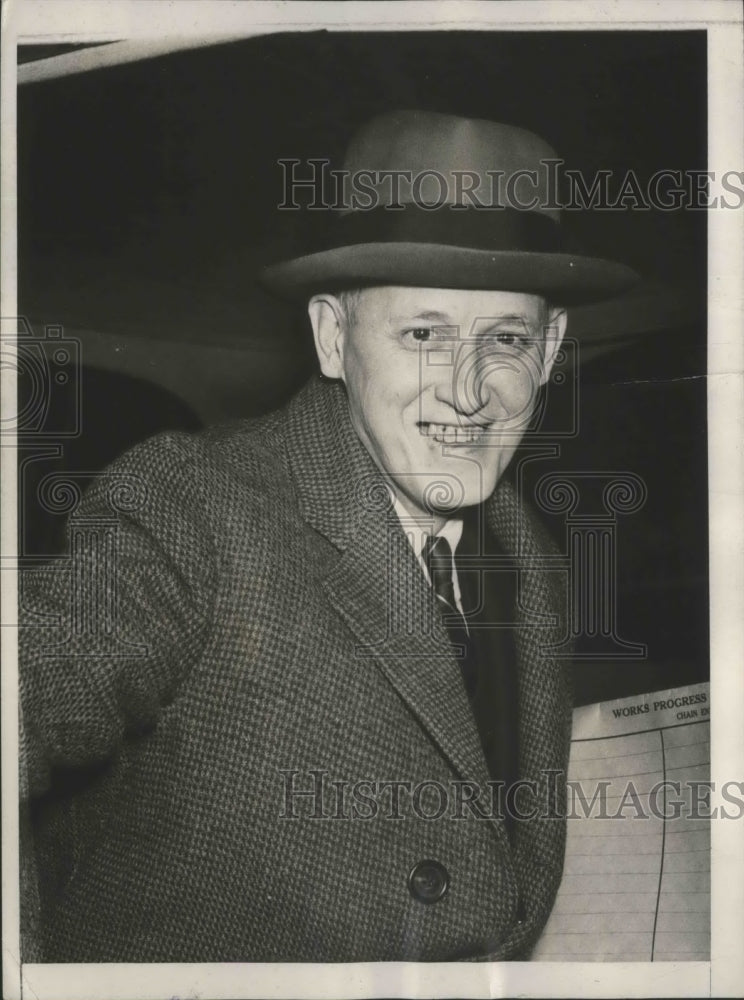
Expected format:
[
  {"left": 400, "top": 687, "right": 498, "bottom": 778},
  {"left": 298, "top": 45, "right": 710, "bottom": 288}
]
[{"left": 19, "top": 377, "right": 572, "bottom": 962}]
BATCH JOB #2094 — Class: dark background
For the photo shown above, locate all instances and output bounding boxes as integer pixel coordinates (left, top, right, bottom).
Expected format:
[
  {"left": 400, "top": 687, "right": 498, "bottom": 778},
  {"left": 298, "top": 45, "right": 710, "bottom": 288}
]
[{"left": 17, "top": 31, "right": 708, "bottom": 704}]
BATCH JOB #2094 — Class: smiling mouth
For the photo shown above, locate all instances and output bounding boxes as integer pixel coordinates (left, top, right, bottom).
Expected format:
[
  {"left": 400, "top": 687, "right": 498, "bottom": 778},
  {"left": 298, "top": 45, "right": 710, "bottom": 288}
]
[{"left": 417, "top": 421, "right": 491, "bottom": 444}]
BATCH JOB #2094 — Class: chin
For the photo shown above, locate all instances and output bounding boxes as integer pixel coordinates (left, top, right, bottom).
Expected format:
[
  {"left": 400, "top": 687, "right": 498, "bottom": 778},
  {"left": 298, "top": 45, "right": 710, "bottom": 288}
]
[
  {"left": 455, "top": 463, "right": 503, "bottom": 505},
  {"left": 420, "top": 484, "right": 491, "bottom": 518}
]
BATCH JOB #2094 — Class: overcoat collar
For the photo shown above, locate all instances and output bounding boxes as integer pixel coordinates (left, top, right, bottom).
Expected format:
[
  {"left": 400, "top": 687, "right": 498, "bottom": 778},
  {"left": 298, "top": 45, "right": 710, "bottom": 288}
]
[
  {"left": 282, "top": 378, "right": 571, "bottom": 888},
  {"left": 282, "top": 377, "right": 496, "bottom": 796}
]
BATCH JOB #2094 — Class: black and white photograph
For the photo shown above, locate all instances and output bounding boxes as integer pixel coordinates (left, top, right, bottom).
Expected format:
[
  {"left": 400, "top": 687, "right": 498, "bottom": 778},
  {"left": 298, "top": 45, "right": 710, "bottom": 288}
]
[{"left": 2, "top": 2, "right": 742, "bottom": 998}]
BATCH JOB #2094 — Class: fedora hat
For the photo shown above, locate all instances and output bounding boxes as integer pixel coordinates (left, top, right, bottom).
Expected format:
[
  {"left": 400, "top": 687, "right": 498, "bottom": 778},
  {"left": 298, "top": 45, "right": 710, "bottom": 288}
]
[{"left": 260, "top": 110, "right": 638, "bottom": 304}]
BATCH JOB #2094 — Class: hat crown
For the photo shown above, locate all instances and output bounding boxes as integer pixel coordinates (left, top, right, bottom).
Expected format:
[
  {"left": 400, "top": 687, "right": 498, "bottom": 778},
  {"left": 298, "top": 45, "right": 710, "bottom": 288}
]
[
  {"left": 261, "top": 108, "right": 638, "bottom": 304},
  {"left": 342, "top": 110, "right": 560, "bottom": 221}
]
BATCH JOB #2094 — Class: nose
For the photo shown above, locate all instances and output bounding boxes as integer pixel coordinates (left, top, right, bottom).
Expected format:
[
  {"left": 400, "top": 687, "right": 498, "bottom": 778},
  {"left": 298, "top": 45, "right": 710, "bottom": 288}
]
[
  {"left": 433, "top": 340, "right": 543, "bottom": 426},
  {"left": 433, "top": 341, "right": 493, "bottom": 417}
]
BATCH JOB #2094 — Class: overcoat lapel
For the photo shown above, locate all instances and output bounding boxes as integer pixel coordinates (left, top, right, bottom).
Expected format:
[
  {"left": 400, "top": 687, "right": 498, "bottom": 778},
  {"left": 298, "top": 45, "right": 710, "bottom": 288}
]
[
  {"left": 283, "top": 379, "right": 495, "bottom": 799},
  {"left": 321, "top": 509, "right": 497, "bottom": 799}
]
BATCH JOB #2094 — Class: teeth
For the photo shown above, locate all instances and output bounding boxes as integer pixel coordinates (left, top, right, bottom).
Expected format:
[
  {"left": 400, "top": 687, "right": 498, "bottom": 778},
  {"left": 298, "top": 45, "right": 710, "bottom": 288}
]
[{"left": 418, "top": 422, "right": 489, "bottom": 444}]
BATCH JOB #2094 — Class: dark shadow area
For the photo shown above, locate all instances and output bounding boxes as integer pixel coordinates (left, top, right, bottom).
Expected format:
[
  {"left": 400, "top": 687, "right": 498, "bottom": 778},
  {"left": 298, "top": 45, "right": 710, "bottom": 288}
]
[
  {"left": 18, "top": 365, "right": 202, "bottom": 561},
  {"left": 518, "top": 324, "right": 708, "bottom": 704}
]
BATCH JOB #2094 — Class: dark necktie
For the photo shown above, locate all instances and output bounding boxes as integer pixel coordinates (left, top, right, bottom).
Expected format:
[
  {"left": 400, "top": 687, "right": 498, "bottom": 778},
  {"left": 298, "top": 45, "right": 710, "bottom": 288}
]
[{"left": 422, "top": 534, "right": 477, "bottom": 697}]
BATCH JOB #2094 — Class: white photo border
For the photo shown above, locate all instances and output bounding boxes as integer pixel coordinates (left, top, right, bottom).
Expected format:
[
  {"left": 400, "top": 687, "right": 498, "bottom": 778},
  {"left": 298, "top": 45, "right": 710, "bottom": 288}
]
[{"left": 2, "top": 2, "right": 742, "bottom": 998}]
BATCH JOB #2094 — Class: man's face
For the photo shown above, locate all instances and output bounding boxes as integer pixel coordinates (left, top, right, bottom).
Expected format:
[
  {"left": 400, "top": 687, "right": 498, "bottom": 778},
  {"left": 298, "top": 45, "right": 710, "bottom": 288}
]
[{"left": 310, "top": 286, "right": 566, "bottom": 525}]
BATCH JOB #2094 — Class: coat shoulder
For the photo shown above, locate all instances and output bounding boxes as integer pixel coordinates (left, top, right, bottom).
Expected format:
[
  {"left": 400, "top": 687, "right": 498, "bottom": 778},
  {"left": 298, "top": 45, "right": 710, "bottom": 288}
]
[{"left": 109, "top": 402, "right": 297, "bottom": 524}]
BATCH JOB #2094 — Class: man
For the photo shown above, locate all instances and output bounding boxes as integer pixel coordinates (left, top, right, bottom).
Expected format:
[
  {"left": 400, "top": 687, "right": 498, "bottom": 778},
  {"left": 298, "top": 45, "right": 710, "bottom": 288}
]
[{"left": 19, "top": 111, "right": 637, "bottom": 962}]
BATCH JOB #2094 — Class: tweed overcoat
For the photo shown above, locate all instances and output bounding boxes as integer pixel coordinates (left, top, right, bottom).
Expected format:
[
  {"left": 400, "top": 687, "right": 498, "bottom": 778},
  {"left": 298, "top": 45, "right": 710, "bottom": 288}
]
[{"left": 20, "top": 376, "right": 572, "bottom": 962}]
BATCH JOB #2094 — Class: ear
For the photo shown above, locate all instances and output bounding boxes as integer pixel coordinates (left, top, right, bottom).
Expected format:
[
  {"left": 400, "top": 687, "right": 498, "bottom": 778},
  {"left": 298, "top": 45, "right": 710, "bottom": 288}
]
[
  {"left": 308, "top": 295, "right": 347, "bottom": 380},
  {"left": 539, "top": 307, "right": 568, "bottom": 385}
]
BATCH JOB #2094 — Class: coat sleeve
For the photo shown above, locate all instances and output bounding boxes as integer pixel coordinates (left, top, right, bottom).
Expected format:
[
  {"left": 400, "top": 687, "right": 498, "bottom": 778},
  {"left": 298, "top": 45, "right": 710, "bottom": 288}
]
[{"left": 19, "top": 431, "right": 217, "bottom": 799}]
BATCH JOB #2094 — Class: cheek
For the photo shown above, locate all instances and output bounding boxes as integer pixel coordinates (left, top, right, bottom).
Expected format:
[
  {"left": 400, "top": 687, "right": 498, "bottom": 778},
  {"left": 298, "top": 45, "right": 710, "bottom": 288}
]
[
  {"left": 343, "top": 346, "right": 428, "bottom": 459},
  {"left": 486, "top": 360, "right": 543, "bottom": 423},
  {"left": 350, "top": 378, "right": 416, "bottom": 461},
  {"left": 361, "top": 366, "right": 421, "bottom": 424}
]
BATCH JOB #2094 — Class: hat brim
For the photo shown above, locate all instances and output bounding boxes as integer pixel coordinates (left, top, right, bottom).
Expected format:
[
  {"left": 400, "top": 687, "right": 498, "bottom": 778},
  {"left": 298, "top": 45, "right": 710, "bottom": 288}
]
[{"left": 260, "top": 243, "right": 639, "bottom": 306}]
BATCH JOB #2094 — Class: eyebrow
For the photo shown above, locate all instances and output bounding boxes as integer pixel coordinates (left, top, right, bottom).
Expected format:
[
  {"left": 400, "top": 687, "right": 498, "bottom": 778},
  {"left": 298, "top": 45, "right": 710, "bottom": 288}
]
[
  {"left": 393, "top": 310, "right": 538, "bottom": 326},
  {"left": 480, "top": 315, "right": 543, "bottom": 330},
  {"left": 392, "top": 310, "right": 455, "bottom": 324}
]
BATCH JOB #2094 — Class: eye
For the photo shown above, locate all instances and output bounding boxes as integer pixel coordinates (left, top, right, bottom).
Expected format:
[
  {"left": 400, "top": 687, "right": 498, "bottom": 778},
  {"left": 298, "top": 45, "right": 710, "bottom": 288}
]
[
  {"left": 484, "top": 330, "right": 535, "bottom": 350},
  {"left": 404, "top": 327, "right": 432, "bottom": 343}
]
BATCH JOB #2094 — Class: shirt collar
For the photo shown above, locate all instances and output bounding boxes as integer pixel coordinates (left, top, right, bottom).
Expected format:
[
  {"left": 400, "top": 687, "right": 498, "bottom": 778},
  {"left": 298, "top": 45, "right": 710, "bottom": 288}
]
[{"left": 391, "top": 495, "right": 464, "bottom": 559}]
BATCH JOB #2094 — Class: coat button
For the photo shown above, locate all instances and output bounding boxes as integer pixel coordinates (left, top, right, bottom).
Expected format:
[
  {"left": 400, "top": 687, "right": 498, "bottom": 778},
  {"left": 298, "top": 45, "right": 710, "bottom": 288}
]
[{"left": 408, "top": 860, "right": 449, "bottom": 903}]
